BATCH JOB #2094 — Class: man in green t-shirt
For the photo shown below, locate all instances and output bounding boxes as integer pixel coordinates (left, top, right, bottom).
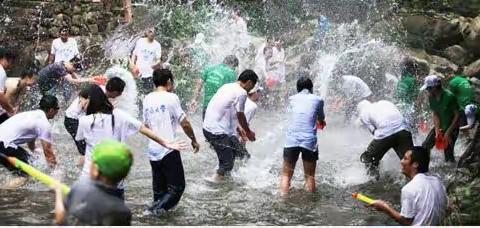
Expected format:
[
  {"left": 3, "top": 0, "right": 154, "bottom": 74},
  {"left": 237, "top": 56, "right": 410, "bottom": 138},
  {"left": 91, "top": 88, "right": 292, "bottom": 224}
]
[
  {"left": 421, "top": 75, "right": 460, "bottom": 163},
  {"left": 396, "top": 59, "right": 421, "bottom": 133},
  {"left": 190, "top": 55, "right": 239, "bottom": 119},
  {"left": 442, "top": 67, "right": 475, "bottom": 128}
]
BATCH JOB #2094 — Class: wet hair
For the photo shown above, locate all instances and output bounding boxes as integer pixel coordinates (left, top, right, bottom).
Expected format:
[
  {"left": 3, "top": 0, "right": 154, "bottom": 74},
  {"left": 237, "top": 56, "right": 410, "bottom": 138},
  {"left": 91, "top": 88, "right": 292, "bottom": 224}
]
[
  {"left": 60, "top": 26, "right": 69, "bottom": 34},
  {"left": 223, "top": 55, "right": 239, "bottom": 68},
  {"left": 0, "top": 48, "right": 16, "bottom": 62},
  {"left": 20, "top": 69, "right": 36, "bottom": 79},
  {"left": 106, "top": 77, "right": 126, "bottom": 93},
  {"left": 410, "top": 146, "right": 429, "bottom": 173},
  {"left": 153, "top": 69, "right": 174, "bottom": 87},
  {"left": 70, "top": 56, "right": 83, "bottom": 71},
  {"left": 39, "top": 95, "right": 59, "bottom": 112},
  {"left": 297, "top": 76, "right": 313, "bottom": 93},
  {"left": 238, "top": 69, "right": 258, "bottom": 84},
  {"left": 79, "top": 86, "right": 90, "bottom": 99},
  {"left": 400, "top": 58, "right": 416, "bottom": 76},
  {"left": 86, "top": 85, "right": 113, "bottom": 115},
  {"left": 233, "top": 6, "right": 242, "bottom": 16}
]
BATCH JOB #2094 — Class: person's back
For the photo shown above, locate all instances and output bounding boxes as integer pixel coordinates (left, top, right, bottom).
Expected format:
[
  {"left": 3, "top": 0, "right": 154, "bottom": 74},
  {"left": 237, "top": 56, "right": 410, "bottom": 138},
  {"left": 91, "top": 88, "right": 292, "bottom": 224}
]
[
  {"left": 64, "top": 179, "right": 131, "bottom": 225},
  {"left": 203, "top": 82, "right": 247, "bottom": 135},
  {"left": 448, "top": 76, "right": 474, "bottom": 110},
  {"left": 367, "top": 100, "right": 406, "bottom": 139},
  {"left": 286, "top": 89, "right": 324, "bottom": 148},
  {"left": 401, "top": 173, "right": 447, "bottom": 225},
  {"left": 0, "top": 109, "right": 51, "bottom": 148},
  {"left": 202, "top": 64, "right": 237, "bottom": 109},
  {"left": 143, "top": 91, "right": 181, "bottom": 151}
]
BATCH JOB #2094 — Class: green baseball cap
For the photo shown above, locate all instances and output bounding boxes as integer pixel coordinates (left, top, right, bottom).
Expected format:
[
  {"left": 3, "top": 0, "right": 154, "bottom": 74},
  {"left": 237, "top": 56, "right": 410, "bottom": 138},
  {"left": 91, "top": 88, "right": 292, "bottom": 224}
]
[{"left": 92, "top": 140, "right": 133, "bottom": 181}]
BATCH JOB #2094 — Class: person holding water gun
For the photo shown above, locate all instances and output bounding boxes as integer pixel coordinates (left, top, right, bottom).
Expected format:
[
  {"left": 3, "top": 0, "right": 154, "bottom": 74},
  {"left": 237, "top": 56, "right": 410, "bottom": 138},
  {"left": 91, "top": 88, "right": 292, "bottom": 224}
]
[
  {"left": 420, "top": 75, "right": 459, "bottom": 163},
  {"left": 369, "top": 147, "right": 447, "bottom": 225}
]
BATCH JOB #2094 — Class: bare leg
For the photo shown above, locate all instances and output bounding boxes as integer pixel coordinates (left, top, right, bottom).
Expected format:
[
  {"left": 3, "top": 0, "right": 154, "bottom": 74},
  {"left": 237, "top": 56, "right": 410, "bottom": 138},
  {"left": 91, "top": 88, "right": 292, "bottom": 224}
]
[
  {"left": 303, "top": 160, "right": 316, "bottom": 193},
  {"left": 280, "top": 159, "right": 296, "bottom": 196}
]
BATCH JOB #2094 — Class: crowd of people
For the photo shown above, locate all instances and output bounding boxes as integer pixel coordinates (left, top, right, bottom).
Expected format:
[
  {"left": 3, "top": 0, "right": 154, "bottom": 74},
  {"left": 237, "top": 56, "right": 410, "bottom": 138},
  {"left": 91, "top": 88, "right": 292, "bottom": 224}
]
[{"left": 0, "top": 15, "right": 478, "bottom": 226}]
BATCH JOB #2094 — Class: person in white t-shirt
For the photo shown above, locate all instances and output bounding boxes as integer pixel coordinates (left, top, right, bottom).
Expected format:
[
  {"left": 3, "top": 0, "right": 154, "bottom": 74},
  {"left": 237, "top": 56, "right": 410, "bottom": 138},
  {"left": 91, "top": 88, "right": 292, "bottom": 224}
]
[
  {"left": 64, "top": 77, "right": 126, "bottom": 165},
  {"left": 130, "top": 27, "right": 162, "bottom": 95},
  {"left": 48, "top": 27, "right": 80, "bottom": 64},
  {"left": 0, "top": 95, "right": 59, "bottom": 176},
  {"left": 143, "top": 69, "right": 200, "bottom": 215},
  {"left": 371, "top": 146, "right": 448, "bottom": 225},
  {"left": 0, "top": 48, "right": 16, "bottom": 124},
  {"left": 356, "top": 100, "right": 413, "bottom": 179},
  {"left": 75, "top": 85, "right": 186, "bottom": 199},
  {"left": 203, "top": 70, "right": 258, "bottom": 181},
  {"left": 234, "top": 85, "right": 263, "bottom": 159},
  {"left": 331, "top": 75, "right": 373, "bottom": 121}
]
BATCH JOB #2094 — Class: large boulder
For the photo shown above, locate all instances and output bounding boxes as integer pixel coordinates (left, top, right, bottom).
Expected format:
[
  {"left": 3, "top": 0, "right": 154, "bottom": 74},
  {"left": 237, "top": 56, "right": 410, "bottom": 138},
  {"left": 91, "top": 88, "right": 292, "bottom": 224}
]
[
  {"left": 465, "top": 59, "right": 480, "bottom": 78},
  {"left": 443, "top": 45, "right": 475, "bottom": 66},
  {"left": 460, "top": 16, "right": 480, "bottom": 56},
  {"left": 403, "top": 15, "right": 463, "bottom": 53}
]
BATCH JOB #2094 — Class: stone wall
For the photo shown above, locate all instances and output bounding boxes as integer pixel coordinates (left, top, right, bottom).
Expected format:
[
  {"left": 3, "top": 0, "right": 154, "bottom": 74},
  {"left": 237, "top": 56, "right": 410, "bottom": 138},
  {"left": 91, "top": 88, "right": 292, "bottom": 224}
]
[{"left": 0, "top": 0, "right": 125, "bottom": 76}]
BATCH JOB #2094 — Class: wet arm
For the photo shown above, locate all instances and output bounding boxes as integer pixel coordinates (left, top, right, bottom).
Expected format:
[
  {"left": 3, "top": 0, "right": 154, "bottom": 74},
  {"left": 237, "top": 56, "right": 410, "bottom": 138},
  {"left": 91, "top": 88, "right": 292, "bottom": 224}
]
[
  {"left": 180, "top": 118, "right": 197, "bottom": 144},
  {"left": 64, "top": 74, "right": 93, "bottom": 85},
  {"left": 55, "top": 186, "right": 66, "bottom": 225},
  {"left": 41, "top": 140, "right": 57, "bottom": 167},
  {"left": 0, "top": 93, "right": 14, "bottom": 114},
  {"left": 433, "top": 112, "right": 441, "bottom": 135},
  {"left": 446, "top": 110, "right": 459, "bottom": 136},
  {"left": 237, "top": 112, "right": 252, "bottom": 133},
  {"left": 139, "top": 125, "right": 170, "bottom": 149},
  {"left": 372, "top": 200, "right": 413, "bottom": 225},
  {"left": 191, "top": 79, "right": 204, "bottom": 103}
]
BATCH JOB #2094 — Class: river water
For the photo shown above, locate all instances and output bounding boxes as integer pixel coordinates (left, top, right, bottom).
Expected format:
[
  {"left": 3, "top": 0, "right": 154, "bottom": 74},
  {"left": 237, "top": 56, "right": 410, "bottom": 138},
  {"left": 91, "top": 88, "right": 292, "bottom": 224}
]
[
  {"left": 0, "top": 1, "right": 464, "bottom": 225},
  {"left": 0, "top": 107, "right": 460, "bottom": 225}
]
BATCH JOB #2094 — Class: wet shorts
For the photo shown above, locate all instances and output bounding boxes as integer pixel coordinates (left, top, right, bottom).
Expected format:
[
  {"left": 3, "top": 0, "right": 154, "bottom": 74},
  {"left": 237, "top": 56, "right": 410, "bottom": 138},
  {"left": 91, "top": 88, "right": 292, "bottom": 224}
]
[{"left": 283, "top": 147, "right": 318, "bottom": 162}]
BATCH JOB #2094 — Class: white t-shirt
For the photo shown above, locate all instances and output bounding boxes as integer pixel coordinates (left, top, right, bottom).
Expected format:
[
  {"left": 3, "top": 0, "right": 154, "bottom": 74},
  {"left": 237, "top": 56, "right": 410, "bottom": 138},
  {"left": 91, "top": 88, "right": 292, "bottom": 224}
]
[
  {"left": 341, "top": 75, "right": 372, "bottom": 99},
  {"left": 400, "top": 173, "right": 448, "bottom": 225},
  {"left": 0, "top": 110, "right": 52, "bottom": 148},
  {"left": 76, "top": 109, "right": 142, "bottom": 179},
  {"left": 0, "top": 65, "right": 7, "bottom": 115},
  {"left": 203, "top": 83, "right": 247, "bottom": 135},
  {"left": 244, "top": 98, "right": 258, "bottom": 123},
  {"left": 133, "top": 38, "right": 162, "bottom": 78},
  {"left": 143, "top": 91, "right": 185, "bottom": 161},
  {"left": 357, "top": 100, "right": 408, "bottom": 139},
  {"left": 65, "top": 97, "right": 85, "bottom": 119},
  {"left": 51, "top": 38, "right": 80, "bottom": 63}
]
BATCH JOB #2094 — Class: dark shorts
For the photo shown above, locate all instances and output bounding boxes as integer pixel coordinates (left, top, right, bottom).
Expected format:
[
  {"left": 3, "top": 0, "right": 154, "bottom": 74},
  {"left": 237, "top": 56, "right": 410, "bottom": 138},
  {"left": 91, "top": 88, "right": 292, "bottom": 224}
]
[
  {"left": 283, "top": 147, "right": 319, "bottom": 163},
  {"left": 203, "top": 129, "right": 246, "bottom": 176},
  {"left": 64, "top": 117, "right": 86, "bottom": 155},
  {"left": 0, "top": 142, "right": 30, "bottom": 176},
  {"left": 0, "top": 113, "right": 9, "bottom": 125}
]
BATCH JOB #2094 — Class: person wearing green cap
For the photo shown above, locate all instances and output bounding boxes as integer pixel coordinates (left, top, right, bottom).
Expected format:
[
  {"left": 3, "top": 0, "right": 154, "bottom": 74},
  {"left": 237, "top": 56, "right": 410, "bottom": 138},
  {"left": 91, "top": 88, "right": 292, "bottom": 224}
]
[
  {"left": 143, "top": 69, "right": 200, "bottom": 215},
  {"left": 189, "top": 55, "right": 239, "bottom": 119},
  {"left": 75, "top": 85, "right": 186, "bottom": 199},
  {"left": 55, "top": 140, "right": 133, "bottom": 225}
]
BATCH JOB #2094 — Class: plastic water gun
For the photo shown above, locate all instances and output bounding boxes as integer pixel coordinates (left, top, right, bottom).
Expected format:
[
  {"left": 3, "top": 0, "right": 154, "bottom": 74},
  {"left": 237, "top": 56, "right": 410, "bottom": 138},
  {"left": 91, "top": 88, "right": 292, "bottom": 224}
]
[
  {"left": 352, "top": 192, "right": 375, "bottom": 205},
  {"left": 0, "top": 152, "right": 70, "bottom": 195}
]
